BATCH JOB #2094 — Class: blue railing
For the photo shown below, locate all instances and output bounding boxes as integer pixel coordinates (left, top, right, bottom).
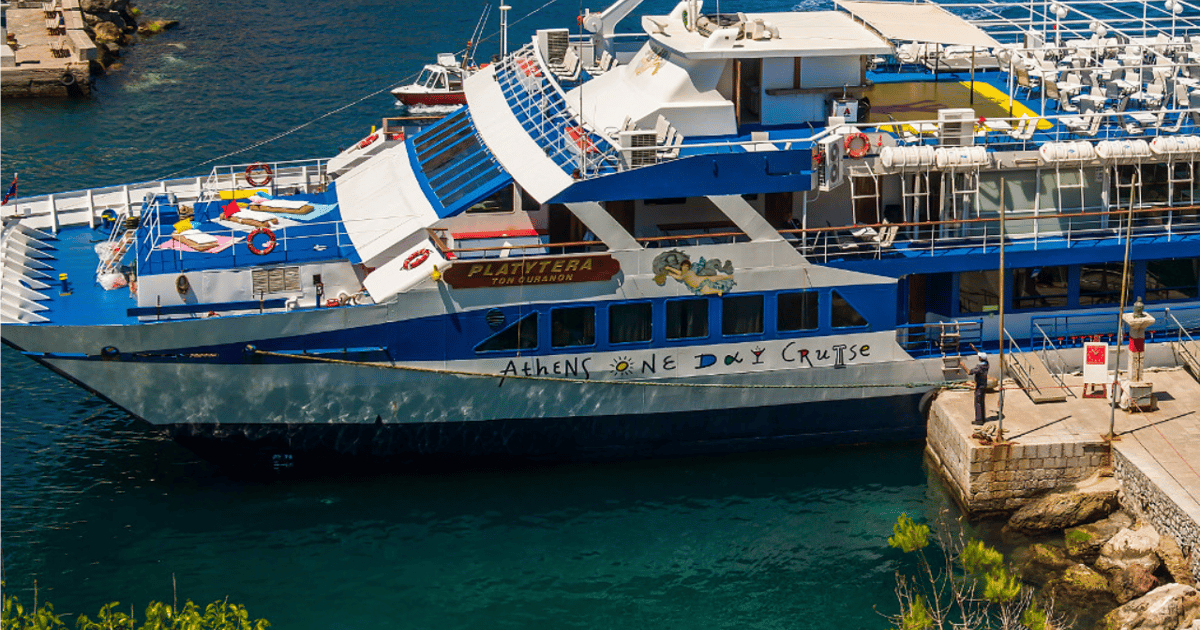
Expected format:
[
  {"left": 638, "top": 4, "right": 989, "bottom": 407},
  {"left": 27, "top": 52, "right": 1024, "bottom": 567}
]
[
  {"left": 1029, "top": 304, "right": 1200, "bottom": 347},
  {"left": 894, "top": 318, "right": 985, "bottom": 358},
  {"left": 492, "top": 44, "right": 621, "bottom": 179}
]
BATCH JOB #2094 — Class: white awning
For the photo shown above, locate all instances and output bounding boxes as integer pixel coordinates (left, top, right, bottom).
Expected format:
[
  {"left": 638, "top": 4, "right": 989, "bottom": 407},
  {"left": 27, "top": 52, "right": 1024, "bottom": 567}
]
[{"left": 835, "top": 0, "right": 1001, "bottom": 48}]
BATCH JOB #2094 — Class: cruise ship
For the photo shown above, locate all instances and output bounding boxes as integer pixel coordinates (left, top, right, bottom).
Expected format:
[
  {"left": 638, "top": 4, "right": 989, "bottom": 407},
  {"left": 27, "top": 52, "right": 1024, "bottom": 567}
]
[{"left": 3, "top": 0, "right": 1199, "bottom": 468}]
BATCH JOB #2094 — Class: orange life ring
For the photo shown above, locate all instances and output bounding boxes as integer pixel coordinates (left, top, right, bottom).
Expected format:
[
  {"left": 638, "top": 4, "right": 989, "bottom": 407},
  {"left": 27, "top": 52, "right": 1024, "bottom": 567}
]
[
  {"left": 403, "top": 248, "right": 430, "bottom": 270},
  {"left": 245, "top": 162, "right": 273, "bottom": 187},
  {"left": 247, "top": 227, "right": 277, "bottom": 255},
  {"left": 845, "top": 133, "right": 870, "bottom": 159}
]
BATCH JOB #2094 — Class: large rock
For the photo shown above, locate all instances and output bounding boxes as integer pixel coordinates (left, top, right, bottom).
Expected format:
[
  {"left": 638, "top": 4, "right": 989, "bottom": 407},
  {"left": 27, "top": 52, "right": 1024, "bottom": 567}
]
[
  {"left": 1097, "top": 525, "right": 1162, "bottom": 575},
  {"left": 1110, "top": 563, "right": 1161, "bottom": 604},
  {"left": 1005, "top": 475, "right": 1119, "bottom": 534},
  {"left": 1014, "top": 543, "right": 1073, "bottom": 587},
  {"left": 1046, "top": 563, "right": 1114, "bottom": 611},
  {"left": 1099, "top": 583, "right": 1200, "bottom": 630},
  {"left": 1065, "top": 510, "right": 1133, "bottom": 562},
  {"left": 1157, "top": 535, "right": 1199, "bottom": 588},
  {"left": 91, "top": 21, "right": 125, "bottom": 45},
  {"left": 80, "top": 0, "right": 115, "bottom": 13}
]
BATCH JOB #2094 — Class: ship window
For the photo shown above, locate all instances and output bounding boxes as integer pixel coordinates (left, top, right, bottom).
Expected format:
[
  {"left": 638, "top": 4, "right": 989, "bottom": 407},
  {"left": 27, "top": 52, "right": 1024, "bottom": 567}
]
[
  {"left": 1012, "top": 266, "right": 1069, "bottom": 310},
  {"left": 252, "top": 267, "right": 301, "bottom": 295},
  {"left": 958, "top": 270, "right": 1000, "bottom": 314},
  {"left": 1145, "top": 259, "right": 1199, "bottom": 302},
  {"left": 778, "top": 291, "right": 819, "bottom": 332},
  {"left": 1080, "top": 263, "right": 1132, "bottom": 306},
  {"left": 723, "top": 295, "right": 763, "bottom": 336},
  {"left": 831, "top": 290, "right": 868, "bottom": 328},
  {"left": 666, "top": 298, "right": 708, "bottom": 340},
  {"left": 475, "top": 312, "right": 538, "bottom": 353},
  {"left": 610, "top": 302, "right": 652, "bottom": 344},
  {"left": 551, "top": 307, "right": 594, "bottom": 348}
]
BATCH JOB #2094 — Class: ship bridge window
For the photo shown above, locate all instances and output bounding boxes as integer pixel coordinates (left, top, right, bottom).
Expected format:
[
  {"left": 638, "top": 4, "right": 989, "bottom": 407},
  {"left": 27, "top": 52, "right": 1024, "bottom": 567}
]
[
  {"left": 666, "top": 298, "right": 709, "bottom": 340},
  {"left": 551, "top": 307, "right": 595, "bottom": 348},
  {"left": 1080, "top": 263, "right": 1132, "bottom": 306},
  {"left": 475, "top": 312, "right": 538, "bottom": 353},
  {"left": 1145, "top": 259, "right": 1199, "bottom": 302},
  {"left": 958, "top": 271, "right": 1000, "bottom": 315},
  {"left": 1012, "top": 266, "right": 1069, "bottom": 310},
  {"left": 831, "top": 290, "right": 868, "bottom": 328},
  {"left": 723, "top": 295, "right": 763, "bottom": 336},
  {"left": 610, "top": 302, "right": 652, "bottom": 344},
  {"left": 778, "top": 291, "right": 819, "bottom": 332}
]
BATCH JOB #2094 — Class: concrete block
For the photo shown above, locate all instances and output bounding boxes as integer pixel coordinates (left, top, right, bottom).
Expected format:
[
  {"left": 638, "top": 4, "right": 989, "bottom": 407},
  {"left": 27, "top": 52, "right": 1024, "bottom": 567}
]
[
  {"left": 1037, "top": 443, "right": 1051, "bottom": 459},
  {"left": 1050, "top": 443, "right": 1062, "bottom": 458}
]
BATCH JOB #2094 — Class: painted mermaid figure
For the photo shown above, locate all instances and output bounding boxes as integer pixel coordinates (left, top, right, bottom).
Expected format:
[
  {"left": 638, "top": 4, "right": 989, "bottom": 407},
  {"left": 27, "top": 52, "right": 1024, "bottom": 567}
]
[{"left": 657, "top": 252, "right": 729, "bottom": 296}]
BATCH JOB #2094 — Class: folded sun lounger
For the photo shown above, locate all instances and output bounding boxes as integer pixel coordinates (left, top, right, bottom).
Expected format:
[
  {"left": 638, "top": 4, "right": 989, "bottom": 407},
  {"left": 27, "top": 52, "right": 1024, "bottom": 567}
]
[
  {"left": 252, "top": 199, "right": 314, "bottom": 215},
  {"left": 172, "top": 229, "right": 219, "bottom": 252},
  {"left": 226, "top": 209, "right": 280, "bottom": 228}
]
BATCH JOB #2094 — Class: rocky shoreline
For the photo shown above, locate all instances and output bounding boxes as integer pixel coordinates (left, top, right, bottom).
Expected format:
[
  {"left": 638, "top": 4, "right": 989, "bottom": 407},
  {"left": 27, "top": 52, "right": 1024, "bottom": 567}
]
[
  {"left": 1003, "top": 475, "right": 1200, "bottom": 630},
  {"left": 79, "top": 0, "right": 177, "bottom": 73},
  {"left": 0, "top": 0, "right": 177, "bottom": 97}
]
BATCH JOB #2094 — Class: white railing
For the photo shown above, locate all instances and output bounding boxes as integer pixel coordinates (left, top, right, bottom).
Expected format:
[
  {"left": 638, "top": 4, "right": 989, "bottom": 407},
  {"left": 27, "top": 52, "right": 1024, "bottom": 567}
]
[{"left": 0, "top": 158, "right": 331, "bottom": 233}]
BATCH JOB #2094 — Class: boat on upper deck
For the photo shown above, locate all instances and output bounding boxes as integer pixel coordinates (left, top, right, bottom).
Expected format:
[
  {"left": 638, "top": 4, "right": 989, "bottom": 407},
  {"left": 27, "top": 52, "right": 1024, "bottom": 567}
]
[{"left": 3, "top": 0, "right": 1200, "bottom": 467}]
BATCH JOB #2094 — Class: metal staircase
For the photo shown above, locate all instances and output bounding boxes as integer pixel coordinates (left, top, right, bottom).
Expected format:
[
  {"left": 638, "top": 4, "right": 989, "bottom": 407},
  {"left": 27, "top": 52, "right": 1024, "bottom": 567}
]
[
  {"left": 1, "top": 220, "right": 56, "bottom": 324},
  {"left": 1165, "top": 309, "right": 1200, "bottom": 383},
  {"left": 1004, "top": 329, "right": 1068, "bottom": 403}
]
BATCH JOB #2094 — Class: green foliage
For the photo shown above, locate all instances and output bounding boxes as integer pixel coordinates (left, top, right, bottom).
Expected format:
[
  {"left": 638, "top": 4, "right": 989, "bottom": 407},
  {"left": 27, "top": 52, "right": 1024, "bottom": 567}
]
[
  {"left": 1021, "top": 605, "right": 1049, "bottom": 630},
  {"left": 889, "top": 513, "right": 930, "bottom": 553},
  {"left": 960, "top": 540, "right": 1004, "bottom": 575},
  {"left": 897, "top": 595, "right": 935, "bottom": 630},
  {"left": 1065, "top": 529, "right": 1092, "bottom": 544},
  {"left": 1, "top": 592, "right": 268, "bottom": 630},
  {"left": 982, "top": 567, "right": 1021, "bottom": 604}
]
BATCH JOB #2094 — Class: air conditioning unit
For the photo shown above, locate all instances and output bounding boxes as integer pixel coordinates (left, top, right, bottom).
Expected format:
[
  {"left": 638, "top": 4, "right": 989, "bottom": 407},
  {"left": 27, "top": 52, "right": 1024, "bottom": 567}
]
[
  {"left": 938, "top": 108, "right": 976, "bottom": 147},
  {"left": 815, "top": 135, "right": 845, "bottom": 192},
  {"left": 619, "top": 130, "right": 658, "bottom": 168}
]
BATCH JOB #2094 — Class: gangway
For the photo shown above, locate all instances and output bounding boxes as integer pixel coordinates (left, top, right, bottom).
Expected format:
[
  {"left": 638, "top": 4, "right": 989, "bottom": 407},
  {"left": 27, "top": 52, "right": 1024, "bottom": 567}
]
[{"left": 1004, "top": 329, "right": 1068, "bottom": 403}]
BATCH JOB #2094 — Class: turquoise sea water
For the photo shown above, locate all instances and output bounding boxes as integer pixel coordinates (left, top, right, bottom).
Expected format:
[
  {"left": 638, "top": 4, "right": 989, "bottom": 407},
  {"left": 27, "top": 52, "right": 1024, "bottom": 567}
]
[{"left": 3, "top": 0, "right": 965, "bottom": 626}]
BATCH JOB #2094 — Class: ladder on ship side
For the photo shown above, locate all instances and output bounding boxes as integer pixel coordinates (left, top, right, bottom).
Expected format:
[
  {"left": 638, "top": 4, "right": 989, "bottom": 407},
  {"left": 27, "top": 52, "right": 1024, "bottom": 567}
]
[
  {"left": 1166, "top": 158, "right": 1194, "bottom": 207},
  {"left": 1110, "top": 164, "right": 1143, "bottom": 218},
  {"left": 94, "top": 210, "right": 135, "bottom": 278},
  {"left": 944, "top": 169, "right": 979, "bottom": 238},
  {"left": 938, "top": 321, "right": 965, "bottom": 379},
  {"left": 1053, "top": 160, "right": 1091, "bottom": 219},
  {"left": 901, "top": 170, "right": 931, "bottom": 240},
  {"left": 848, "top": 164, "right": 882, "bottom": 225}
]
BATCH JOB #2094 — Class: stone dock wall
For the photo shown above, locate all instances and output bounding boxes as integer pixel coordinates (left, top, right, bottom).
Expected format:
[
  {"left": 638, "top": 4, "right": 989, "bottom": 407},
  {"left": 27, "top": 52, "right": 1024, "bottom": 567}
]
[
  {"left": 926, "top": 393, "right": 1110, "bottom": 514},
  {"left": 1114, "top": 448, "right": 1200, "bottom": 582}
]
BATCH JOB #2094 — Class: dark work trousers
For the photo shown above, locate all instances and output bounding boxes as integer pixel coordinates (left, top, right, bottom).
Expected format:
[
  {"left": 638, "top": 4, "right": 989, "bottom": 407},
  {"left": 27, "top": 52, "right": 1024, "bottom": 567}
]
[{"left": 973, "top": 387, "right": 986, "bottom": 424}]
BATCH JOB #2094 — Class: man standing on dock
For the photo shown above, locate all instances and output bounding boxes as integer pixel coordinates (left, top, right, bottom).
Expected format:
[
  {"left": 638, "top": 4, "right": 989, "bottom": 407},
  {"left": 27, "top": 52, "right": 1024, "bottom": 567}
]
[{"left": 961, "top": 352, "right": 989, "bottom": 425}]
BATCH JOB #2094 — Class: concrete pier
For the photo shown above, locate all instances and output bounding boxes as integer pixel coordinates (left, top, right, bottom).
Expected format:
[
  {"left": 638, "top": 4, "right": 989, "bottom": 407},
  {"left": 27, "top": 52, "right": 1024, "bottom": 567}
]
[
  {"left": 2, "top": 0, "right": 95, "bottom": 97},
  {"left": 927, "top": 366, "right": 1200, "bottom": 580}
]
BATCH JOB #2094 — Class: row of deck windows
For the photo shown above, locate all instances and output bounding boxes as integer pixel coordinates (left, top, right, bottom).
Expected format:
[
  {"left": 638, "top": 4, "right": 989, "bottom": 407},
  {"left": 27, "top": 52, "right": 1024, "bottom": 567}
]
[
  {"left": 475, "top": 290, "right": 867, "bottom": 354},
  {"left": 956, "top": 258, "right": 1198, "bottom": 315}
]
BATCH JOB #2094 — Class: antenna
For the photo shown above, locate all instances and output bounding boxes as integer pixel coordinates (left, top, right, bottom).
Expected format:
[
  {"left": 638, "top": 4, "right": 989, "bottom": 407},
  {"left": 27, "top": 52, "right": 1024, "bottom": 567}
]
[{"left": 500, "top": 4, "right": 511, "bottom": 58}]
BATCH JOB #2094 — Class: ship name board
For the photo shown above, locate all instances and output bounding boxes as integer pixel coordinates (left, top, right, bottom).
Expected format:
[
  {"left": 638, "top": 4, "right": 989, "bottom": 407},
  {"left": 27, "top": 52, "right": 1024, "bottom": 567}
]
[{"left": 444, "top": 254, "right": 620, "bottom": 288}]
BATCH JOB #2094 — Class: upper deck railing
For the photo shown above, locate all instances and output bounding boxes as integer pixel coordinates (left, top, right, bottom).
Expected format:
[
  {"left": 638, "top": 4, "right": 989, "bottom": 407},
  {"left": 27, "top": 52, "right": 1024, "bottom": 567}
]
[{"left": 0, "top": 158, "right": 331, "bottom": 233}]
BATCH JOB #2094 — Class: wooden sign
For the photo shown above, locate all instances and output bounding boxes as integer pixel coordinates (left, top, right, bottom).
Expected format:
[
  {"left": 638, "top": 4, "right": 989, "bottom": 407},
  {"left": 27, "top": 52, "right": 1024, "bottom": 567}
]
[{"left": 443, "top": 254, "right": 620, "bottom": 289}]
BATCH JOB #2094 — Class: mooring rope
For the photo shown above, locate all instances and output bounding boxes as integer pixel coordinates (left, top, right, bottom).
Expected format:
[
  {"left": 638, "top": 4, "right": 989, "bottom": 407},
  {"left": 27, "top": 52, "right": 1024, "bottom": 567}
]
[{"left": 250, "top": 348, "right": 959, "bottom": 390}]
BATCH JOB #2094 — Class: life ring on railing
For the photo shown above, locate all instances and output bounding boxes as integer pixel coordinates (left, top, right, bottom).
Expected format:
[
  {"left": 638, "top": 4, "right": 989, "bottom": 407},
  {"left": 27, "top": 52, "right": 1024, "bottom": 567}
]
[
  {"left": 247, "top": 227, "right": 277, "bottom": 255},
  {"left": 245, "top": 162, "right": 273, "bottom": 187},
  {"left": 845, "top": 133, "right": 871, "bottom": 159},
  {"left": 402, "top": 248, "right": 430, "bottom": 270}
]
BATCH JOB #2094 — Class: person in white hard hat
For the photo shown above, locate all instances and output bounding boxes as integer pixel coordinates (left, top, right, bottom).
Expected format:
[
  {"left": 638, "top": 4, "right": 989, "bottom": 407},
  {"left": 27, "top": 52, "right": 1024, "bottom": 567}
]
[{"left": 959, "top": 352, "right": 989, "bottom": 425}]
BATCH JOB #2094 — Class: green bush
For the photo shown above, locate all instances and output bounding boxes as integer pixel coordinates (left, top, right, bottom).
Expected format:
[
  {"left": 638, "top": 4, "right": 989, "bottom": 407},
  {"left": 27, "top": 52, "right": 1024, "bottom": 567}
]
[{"left": 1, "top": 590, "right": 269, "bottom": 630}]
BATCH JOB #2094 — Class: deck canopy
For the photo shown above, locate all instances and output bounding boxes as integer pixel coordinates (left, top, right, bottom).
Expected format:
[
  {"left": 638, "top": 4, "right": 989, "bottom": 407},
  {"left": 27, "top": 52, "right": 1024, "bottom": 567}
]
[
  {"left": 644, "top": 11, "right": 892, "bottom": 59},
  {"left": 835, "top": 0, "right": 1001, "bottom": 48}
]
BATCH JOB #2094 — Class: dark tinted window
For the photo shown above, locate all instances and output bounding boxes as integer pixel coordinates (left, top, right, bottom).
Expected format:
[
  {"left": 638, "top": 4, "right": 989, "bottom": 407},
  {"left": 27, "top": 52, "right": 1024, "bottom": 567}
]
[
  {"left": 722, "top": 295, "right": 764, "bottom": 336},
  {"left": 610, "top": 302, "right": 652, "bottom": 344},
  {"left": 1080, "top": 263, "right": 1132, "bottom": 306},
  {"left": 551, "top": 307, "right": 595, "bottom": 348},
  {"left": 666, "top": 299, "right": 708, "bottom": 339},
  {"left": 1013, "top": 266, "right": 1069, "bottom": 309},
  {"left": 475, "top": 313, "right": 537, "bottom": 352},
  {"left": 778, "top": 292, "right": 819, "bottom": 331},
  {"left": 959, "top": 270, "right": 1000, "bottom": 314},
  {"left": 1146, "top": 259, "right": 1199, "bottom": 302},
  {"left": 831, "top": 290, "right": 868, "bottom": 328}
]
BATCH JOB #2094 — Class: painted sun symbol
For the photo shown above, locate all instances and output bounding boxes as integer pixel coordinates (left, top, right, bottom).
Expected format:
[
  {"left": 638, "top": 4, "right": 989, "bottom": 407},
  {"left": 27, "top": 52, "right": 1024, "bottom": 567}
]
[{"left": 612, "top": 357, "right": 634, "bottom": 376}]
